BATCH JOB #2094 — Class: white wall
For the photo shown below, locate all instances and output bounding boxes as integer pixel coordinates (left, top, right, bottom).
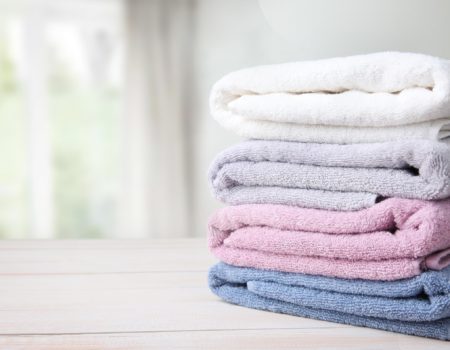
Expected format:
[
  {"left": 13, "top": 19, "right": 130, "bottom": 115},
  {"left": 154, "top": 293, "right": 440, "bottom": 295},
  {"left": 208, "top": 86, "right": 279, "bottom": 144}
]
[{"left": 191, "top": 0, "right": 450, "bottom": 236}]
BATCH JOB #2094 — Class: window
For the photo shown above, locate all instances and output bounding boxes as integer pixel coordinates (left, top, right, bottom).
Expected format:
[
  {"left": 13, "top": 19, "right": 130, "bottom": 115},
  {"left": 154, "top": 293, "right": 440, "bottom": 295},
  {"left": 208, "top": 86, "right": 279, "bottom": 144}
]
[{"left": 0, "top": 0, "right": 124, "bottom": 238}]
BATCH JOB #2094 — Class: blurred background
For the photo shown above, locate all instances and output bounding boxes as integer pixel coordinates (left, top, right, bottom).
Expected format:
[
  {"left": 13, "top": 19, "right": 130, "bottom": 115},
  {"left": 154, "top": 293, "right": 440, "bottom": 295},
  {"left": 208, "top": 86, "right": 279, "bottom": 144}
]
[{"left": 0, "top": 0, "right": 449, "bottom": 239}]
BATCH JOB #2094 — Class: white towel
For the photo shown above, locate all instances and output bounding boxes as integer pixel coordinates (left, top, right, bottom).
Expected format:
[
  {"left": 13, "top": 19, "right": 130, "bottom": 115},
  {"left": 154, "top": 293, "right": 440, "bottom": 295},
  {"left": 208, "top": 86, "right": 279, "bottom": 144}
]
[{"left": 210, "top": 52, "right": 450, "bottom": 144}]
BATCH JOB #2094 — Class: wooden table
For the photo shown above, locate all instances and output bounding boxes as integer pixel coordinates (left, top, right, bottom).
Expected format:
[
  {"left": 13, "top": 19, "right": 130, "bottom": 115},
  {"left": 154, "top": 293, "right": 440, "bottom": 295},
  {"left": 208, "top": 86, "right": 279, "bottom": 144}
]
[{"left": 0, "top": 239, "right": 447, "bottom": 349}]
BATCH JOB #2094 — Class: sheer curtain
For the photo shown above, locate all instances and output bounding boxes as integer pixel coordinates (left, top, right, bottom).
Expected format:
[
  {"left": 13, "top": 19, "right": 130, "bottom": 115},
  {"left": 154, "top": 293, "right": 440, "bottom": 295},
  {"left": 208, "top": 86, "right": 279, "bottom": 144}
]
[{"left": 120, "top": 0, "right": 195, "bottom": 238}]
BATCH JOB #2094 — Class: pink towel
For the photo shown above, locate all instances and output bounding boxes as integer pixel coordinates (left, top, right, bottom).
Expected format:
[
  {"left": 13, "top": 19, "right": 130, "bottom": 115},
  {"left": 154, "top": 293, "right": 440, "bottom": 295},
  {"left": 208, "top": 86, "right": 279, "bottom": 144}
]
[{"left": 208, "top": 198, "right": 450, "bottom": 280}]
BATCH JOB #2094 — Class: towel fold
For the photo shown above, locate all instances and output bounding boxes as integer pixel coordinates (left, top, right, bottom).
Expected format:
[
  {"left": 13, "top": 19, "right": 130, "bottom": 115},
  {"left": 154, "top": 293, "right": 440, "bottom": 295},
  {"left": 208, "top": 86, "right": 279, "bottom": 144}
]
[
  {"left": 210, "top": 52, "right": 450, "bottom": 143},
  {"left": 209, "top": 140, "right": 450, "bottom": 211},
  {"left": 208, "top": 198, "right": 450, "bottom": 280},
  {"left": 209, "top": 263, "right": 450, "bottom": 340}
]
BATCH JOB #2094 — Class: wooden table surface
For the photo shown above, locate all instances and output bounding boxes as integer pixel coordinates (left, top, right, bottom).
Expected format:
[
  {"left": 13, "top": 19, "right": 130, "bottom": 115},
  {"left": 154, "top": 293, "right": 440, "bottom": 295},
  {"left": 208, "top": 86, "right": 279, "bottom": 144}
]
[{"left": 0, "top": 239, "right": 448, "bottom": 349}]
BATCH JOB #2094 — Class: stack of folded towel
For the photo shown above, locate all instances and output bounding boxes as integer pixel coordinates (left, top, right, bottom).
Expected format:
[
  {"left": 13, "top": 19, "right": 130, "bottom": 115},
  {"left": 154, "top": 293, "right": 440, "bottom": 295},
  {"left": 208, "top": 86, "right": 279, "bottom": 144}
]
[{"left": 206, "top": 52, "right": 450, "bottom": 341}]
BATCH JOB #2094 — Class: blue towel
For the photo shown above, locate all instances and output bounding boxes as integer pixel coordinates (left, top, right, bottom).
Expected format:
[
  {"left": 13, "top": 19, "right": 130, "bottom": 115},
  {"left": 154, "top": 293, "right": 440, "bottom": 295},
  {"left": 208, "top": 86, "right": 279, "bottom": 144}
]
[{"left": 209, "top": 263, "right": 450, "bottom": 340}]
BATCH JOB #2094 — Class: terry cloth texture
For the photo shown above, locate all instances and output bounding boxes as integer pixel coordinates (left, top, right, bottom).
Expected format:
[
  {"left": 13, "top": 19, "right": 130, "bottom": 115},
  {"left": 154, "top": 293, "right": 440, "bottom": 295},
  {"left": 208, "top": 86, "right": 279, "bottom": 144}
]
[
  {"left": 209, "top": 140, "right": 450, "bottom": 211},
  {"left": 210, "top": 52, "right": 450, "bottom": 144},
  {"left": 209, "top": 263, "right": 450, "bottom": 340},
  {"left": 208, "top": 198, "right": 450, "bottom": 281}
]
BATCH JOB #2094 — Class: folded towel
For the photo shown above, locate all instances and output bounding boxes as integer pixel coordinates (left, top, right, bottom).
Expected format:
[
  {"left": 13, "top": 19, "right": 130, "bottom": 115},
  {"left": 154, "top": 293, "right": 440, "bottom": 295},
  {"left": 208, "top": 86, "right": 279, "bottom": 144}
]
[
  {"left": 209, "top": 140, "right": 450, "bottom": 211},
  {"left": 210, "top": 52, "right": 450, "bottom": 143},
  {"left": 209, "top": 263, "right": 450, "bottom": 340},
  {"left": 208, "top": 198, "right": 450, "bottom": 280}
]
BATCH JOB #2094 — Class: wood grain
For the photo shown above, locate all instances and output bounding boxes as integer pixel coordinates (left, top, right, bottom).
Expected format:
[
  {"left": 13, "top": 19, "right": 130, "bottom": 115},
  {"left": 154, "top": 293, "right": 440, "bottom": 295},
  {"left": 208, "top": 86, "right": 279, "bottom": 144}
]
[
  {"left": 0, "top": 239, "right": 447, "bottom": 349},
  {"left": 1, "top": 328, "right": 448, "bottom": 350}
]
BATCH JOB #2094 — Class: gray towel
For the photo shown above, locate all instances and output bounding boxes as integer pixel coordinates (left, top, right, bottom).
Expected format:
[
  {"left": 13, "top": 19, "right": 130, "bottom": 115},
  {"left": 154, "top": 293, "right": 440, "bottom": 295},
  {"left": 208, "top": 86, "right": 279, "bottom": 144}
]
[{"left": 209, "top": 140, "right": 450, "bottom": 211}]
